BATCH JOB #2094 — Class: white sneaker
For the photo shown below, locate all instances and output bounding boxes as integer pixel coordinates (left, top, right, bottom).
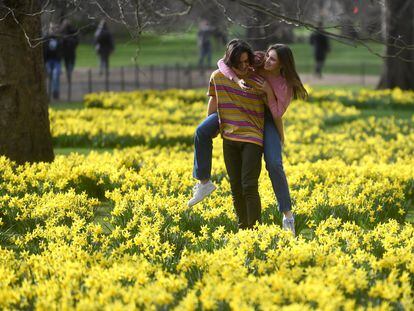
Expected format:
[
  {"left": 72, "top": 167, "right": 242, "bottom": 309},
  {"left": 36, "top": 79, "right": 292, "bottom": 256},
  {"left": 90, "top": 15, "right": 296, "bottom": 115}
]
[
  {"left": 187, "top": 181, "right": 216, "bottom": 207},
  {"left": 282, "top": 216, "right": 296, "bottom": 237}
]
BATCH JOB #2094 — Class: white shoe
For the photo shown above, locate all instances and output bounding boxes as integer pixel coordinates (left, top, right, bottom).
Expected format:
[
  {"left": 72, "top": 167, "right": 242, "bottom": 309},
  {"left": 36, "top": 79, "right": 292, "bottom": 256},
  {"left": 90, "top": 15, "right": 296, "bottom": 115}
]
[
  {"left": 282, "top": 216, "right": 296, "bottom": 237},
  {"left": 187, "top": 181, "right": 216, "bottom": 207}
]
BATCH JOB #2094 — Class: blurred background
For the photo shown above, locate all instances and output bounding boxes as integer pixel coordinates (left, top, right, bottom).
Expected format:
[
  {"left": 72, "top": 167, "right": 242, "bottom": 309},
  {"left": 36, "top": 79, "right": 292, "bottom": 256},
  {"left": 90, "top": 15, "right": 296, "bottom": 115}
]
[{"left": 35, "top": 0, "right": 412, "bottom": 102}]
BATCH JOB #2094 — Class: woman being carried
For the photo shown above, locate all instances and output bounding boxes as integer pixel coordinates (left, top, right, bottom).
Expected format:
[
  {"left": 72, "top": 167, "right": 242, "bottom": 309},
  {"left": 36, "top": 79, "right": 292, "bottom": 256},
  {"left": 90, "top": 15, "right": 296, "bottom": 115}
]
[{"left": 189, "top": 42, "right": 307, "bottom": 235}]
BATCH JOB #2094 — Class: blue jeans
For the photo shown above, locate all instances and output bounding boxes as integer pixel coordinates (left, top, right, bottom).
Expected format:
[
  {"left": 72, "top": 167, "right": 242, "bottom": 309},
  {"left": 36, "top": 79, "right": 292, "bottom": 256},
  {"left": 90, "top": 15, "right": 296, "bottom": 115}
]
[
  {"left": 46, "top": 59, "right": 61, "bottom": 98},
  {"left": 263, "top": 110, "right": 292, "bottom": 213},
  {"left": 193, "top": 111, "right": 292, "bottom": 212},
  {"left": 193, "top": 113, "right": 218, "bottom": 181}
]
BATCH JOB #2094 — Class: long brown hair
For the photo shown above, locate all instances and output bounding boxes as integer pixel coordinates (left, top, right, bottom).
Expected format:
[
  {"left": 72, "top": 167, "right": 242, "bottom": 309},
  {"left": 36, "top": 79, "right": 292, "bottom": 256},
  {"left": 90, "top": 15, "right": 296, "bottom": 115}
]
[
  {"left": 267, "top": 44, "right": 308, "bottom": 100},
  {"left": 223, "top": 39, "right": 254, "bottom": 69}
]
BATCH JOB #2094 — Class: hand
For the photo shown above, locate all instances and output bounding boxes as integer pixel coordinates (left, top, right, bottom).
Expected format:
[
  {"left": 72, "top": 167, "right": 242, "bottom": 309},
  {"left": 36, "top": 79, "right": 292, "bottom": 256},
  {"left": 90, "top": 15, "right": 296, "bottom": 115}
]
[
  {"left": 258, "top": 80, "right": 272, "bottom": 94},
  {"left": 237, "top": 79, "right": 252, "bottom": 90}
]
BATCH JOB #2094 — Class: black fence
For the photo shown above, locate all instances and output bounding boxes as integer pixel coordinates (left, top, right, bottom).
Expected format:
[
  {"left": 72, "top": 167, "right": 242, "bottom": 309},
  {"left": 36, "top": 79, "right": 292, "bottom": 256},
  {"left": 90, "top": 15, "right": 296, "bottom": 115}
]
[{"left": 49, "top": 63, "right": 381, "bottom": 102}]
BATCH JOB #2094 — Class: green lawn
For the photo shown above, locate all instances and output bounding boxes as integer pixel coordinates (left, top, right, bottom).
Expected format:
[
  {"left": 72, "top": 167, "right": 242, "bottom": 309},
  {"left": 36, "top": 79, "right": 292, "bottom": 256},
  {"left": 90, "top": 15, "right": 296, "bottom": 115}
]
[
  {"left": 310, "top": 84, "right": 375, "bottom": 91},
  {"left": 76, "top": 32, "right": 384, "bottom": 75},
  {"left": 50, "top": 101, "right": 84, "bottom": 110},
  {"left": 54, "top": 148, "right": 114, "bottom": 155}
]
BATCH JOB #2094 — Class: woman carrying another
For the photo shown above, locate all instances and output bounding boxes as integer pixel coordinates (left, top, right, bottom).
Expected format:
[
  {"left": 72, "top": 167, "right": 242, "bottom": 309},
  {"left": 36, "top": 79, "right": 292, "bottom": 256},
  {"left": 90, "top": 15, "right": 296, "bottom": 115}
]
[{"left": 189, "top": 43, "right": 307, "bottom": 235}]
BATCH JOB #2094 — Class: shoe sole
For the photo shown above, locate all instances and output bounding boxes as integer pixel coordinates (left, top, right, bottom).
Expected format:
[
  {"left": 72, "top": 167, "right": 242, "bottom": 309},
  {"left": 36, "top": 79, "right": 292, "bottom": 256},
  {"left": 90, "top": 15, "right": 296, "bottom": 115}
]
[{"left": 187, "top": 186, "right": 216, "bottom": 207}]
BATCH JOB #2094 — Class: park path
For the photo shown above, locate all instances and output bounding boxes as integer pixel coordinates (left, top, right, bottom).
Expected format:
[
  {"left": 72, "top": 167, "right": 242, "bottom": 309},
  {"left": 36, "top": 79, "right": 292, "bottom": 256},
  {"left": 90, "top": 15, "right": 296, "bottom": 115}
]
[{"left": 52, "top": 66, "right": 379, "bottom": 103}]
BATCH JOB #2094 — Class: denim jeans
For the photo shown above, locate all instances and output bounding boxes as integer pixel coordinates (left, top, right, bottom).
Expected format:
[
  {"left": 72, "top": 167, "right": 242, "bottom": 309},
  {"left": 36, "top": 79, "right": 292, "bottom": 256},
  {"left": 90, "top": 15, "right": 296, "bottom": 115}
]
[
  {"left": 223, "top": 139, "right": 262, "bottom": 229},
  {"left": 46, "top": 59, "right": 61, "bottom": 98},
  {"left": 263, "top": 109, "right": 292, "bottom": 213},
  {"left": 193, "top": 112, "right": 219, "bottom": 181},
  {"left": 192, "top": 110, "right": 292, "bottom": 212}
]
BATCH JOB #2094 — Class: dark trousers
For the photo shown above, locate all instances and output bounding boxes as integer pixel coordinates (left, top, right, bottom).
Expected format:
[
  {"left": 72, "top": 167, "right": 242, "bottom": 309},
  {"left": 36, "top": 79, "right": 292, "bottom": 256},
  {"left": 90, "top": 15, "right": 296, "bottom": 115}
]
[
  {"left": 64, "top": 57, "right": 76, "bottom": 83},
  {"left": 223, "top": 139, "right": 263, "bottom": 229},
  {"left": 99, "top": 54, "right": 109, "bottom": 75}
]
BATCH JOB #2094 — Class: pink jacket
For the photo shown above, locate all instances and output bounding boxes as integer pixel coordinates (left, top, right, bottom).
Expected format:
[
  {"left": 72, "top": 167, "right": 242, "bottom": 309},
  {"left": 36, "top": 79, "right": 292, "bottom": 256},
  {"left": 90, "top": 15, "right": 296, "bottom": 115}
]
[{"left": 217, "top": 51, "right": 292, "bottom": 119}]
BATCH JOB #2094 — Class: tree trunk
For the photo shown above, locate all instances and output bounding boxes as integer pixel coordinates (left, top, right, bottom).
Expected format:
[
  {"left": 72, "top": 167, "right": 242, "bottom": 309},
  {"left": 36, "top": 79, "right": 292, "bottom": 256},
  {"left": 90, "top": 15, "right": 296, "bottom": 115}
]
[
  {"left": 378, "top": 0, "right": 414, "bottom": 90},
  {"left": 246, "top": 11, "right": 268, "bottom": 51},
  {"left": 0, "top": 0, "right": 54, "bottom": 164}
]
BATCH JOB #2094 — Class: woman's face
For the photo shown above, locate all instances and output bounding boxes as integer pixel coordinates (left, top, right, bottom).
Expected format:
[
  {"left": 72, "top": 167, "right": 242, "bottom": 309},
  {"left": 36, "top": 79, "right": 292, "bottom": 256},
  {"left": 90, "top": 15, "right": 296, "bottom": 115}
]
[
  {"left": 234, "top": 52, "right": 250, "bottom": 75},
  {"left": 264, "top": 49, "right": 281, "bottom": 72}
]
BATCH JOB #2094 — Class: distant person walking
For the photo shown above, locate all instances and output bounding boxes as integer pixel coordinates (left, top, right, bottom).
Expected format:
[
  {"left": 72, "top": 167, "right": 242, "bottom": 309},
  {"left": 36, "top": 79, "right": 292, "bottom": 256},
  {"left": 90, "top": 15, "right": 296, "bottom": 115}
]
[
  {"left": 60, "top": 19, "right": 79, "bottom": 86},
  {"left": 43, "top": 22, "right": 63, "bottom": 100},
  {"left": 310, "top": 22, "right": 330, "bottom": 78},
  {"left": 197, "top": 20, "right": 213, "bottom": 69},
  {"left": 94, "top": 20, "right": 115, "bottom": 76}
]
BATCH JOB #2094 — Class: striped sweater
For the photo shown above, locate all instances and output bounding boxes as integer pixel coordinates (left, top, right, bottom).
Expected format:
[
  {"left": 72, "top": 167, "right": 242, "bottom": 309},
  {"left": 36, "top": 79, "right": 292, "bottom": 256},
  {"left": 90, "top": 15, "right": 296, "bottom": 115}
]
[{"left": 208, "top": 70, "right": 267, "bottom": 147}]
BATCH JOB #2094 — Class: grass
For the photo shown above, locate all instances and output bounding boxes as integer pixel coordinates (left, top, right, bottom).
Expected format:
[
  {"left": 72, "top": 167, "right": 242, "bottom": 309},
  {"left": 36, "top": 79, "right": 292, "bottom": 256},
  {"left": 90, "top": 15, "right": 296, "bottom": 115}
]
[
  {"left": 309, "top": 85, "right": 375, "bottom": 92},
  {"left": 407, "top": 210, "right": 414, "bottom": 223},
  {"left": 50, "top": 101, "right": 84, "bottom": 110},
  {"left": 75, "top": 32, "right": 383, "bottom": 75},
  {"left": 54, "top": 148, "right": 114, "bottom": 156},
  {"left": 76, "top": 32, "right": 223, "bottom": 68},
  {"left": 360, "top": 109, "right": 414, "bottom": 119}
]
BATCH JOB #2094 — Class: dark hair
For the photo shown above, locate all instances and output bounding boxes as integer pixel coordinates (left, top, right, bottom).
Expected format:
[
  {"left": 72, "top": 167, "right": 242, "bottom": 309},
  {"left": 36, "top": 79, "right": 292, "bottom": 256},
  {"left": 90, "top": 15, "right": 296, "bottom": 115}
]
[
  {"left": 267, "top": 44, "right": 308, "bottom": 100},
  {"left": 225, "top": 38, "right": 240, "bottom": 49},
  {"left": 223, "top": 39, "right": 254, "bottom": 69}
]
